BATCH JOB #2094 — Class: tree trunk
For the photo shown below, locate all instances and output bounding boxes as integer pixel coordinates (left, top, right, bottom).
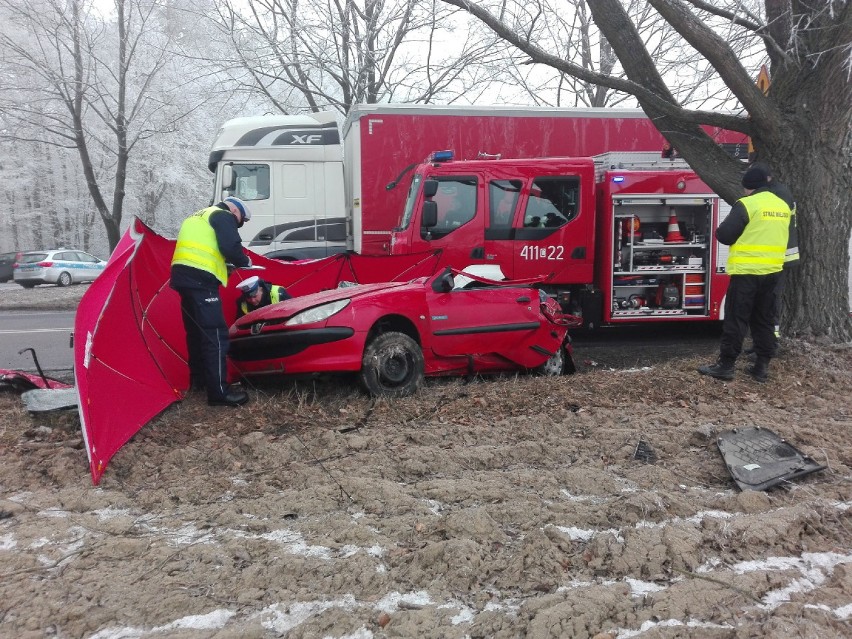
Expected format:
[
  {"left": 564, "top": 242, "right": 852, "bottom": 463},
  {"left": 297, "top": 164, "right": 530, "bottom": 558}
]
[{"left": 764, "top": 74, "right": 852, "bottom": 339}]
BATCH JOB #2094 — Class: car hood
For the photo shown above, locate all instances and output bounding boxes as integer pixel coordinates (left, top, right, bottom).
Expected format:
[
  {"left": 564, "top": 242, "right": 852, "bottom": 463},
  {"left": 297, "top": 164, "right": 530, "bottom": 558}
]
[{"left": 234, "top": 279, "right": 422, "bottom": 326}]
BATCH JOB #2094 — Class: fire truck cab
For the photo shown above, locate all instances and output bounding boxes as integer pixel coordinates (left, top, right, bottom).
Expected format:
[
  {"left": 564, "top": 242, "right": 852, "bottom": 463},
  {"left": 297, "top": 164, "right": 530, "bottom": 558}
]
[{"left": 391, "top": 152, "right": 597, "bottom": 286}]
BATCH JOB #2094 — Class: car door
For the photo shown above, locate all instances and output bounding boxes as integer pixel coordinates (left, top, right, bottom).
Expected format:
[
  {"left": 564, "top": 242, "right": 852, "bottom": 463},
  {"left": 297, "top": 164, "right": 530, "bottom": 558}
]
[
  {"left": 427, "top": 282, "right": 553, "bottom": 367},
  {"left": 483, "top": 178, "right": 522, "bottom": 280},
  {"left": 52, "top": 251, "right": 76, "bottom": 282},
  {"left": 74, "top": 251, "right": 104, "bottom": 280},
  {"left": 406, "top": 176, "right": 487, "bottom": 268}
]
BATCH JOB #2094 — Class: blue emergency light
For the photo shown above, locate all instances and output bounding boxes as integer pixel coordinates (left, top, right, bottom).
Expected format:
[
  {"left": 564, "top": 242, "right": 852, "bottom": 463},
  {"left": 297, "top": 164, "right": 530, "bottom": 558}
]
[
  {"left": 431, "top": 150, "right": 454, "bottom": 162},
  {"left": 612, "top": 176, "right": 625, "bottom": 183}
]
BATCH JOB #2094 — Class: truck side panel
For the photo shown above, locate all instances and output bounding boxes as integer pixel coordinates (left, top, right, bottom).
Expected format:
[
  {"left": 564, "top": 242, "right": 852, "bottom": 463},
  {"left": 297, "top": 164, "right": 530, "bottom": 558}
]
[{"left": 595, "top": 167, "right": 729, "bottom": 323}]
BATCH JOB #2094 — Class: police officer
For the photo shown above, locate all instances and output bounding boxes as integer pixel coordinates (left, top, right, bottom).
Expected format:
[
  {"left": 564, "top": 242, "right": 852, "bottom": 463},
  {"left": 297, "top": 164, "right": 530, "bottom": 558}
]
[
  {"left": 170, "top": 196, "right": 252, "bottom": 406},
  {"left": 698, "top": 163, "right": 792, "bottom": 383},
  {"left": 235, "top": 275, "right": 292, "bottom": 318}
]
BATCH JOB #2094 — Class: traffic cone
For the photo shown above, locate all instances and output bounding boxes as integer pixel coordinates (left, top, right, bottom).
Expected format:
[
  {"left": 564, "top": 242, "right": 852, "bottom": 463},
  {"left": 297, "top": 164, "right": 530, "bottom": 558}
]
[{"left": 665, "top": 211, "right": 686, "bottom": 243}]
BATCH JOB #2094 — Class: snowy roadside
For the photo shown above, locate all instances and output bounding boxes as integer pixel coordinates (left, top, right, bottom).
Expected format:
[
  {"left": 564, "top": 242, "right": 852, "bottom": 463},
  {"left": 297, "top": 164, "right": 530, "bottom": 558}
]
[{"left": 0, "top": 282, "right": 88, "bottom": 312}]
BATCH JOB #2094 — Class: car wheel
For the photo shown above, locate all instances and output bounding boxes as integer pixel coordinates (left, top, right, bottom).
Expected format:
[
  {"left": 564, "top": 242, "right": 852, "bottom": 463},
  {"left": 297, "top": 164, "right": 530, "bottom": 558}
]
[
  {"left": 536, "top": 345, "right": 565, "bottom": 376},
  {"left": 360, "top": 331, "right": 424, "bottom": 398},
  {"left": 57, "top": 272, "right": 72, "bottom": 287}
]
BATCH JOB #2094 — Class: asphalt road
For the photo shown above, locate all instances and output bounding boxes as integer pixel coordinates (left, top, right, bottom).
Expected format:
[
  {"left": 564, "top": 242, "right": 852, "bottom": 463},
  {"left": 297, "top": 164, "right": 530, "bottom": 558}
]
[{"left": 0, "top": 310, "right": 75, "bottom": 375}]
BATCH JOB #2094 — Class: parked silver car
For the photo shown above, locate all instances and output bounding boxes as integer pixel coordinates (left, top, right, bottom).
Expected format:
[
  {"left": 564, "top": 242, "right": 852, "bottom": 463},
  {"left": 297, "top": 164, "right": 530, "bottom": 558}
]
[{"left": 13, "top": 249, "right": 106, "bottom": 288}]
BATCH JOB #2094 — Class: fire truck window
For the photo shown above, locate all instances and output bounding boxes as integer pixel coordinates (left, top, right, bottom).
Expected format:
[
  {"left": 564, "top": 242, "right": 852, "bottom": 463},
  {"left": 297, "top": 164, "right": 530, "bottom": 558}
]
[
  {"left": 523, "top": 177, "right": 579, "bottom": 227},
  {"left": 231, "top": 164, "right": 270, "bottom": 201},
  {"left": 434, "top": 178, "right": 477, "bottom": 233},
  {"left": 489, "top": 180, "right": 521, "bottom": 228}
]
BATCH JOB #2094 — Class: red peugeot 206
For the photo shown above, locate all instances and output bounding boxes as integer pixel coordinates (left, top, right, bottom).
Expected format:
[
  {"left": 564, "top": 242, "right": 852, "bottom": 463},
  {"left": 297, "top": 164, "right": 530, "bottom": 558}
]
[{"left": 228, "top": 267, "right": 580, "bottom": 397}]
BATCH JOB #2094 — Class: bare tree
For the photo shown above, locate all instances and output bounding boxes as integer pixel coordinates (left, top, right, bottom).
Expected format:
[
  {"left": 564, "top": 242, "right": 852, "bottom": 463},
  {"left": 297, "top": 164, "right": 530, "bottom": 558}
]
[
  {"left": 206, "top": 0, "right": 509, "bottom": 114},
  {"left": 0, "top": 0, "right": 193, "bottom": 252},
  {"left": 492, "top": 0, "right": 704, "bottom": 108},
  {"left": 443, "top": 0, "right": 852, "bottom": 341}
]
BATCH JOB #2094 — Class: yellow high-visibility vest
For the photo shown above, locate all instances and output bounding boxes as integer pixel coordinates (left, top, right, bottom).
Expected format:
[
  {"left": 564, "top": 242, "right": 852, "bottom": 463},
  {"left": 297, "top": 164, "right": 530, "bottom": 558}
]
[
  {"left": 239, "top": 285, "right": 286, "bottom": 315},
  {"left": 727, "top": 191, "right": 791, "bottom": 275},
  {"left": 171, "top": 207, "right": 229, "bottom": 285}
]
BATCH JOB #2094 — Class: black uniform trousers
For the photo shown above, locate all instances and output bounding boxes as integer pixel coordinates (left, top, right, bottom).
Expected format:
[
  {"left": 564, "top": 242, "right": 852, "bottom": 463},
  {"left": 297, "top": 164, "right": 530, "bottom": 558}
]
[
  {"left": 720, "top": 271, "right": 783, "bottom": 363},
  {"left": 176, "top": 284, "right": 230, "bottom": 400}
]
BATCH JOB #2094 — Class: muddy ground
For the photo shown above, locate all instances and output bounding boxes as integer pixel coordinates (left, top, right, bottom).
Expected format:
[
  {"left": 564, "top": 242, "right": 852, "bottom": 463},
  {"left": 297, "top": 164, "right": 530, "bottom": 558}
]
[{"left": 0, "top": 284, "right": 850, "bottom": 638}]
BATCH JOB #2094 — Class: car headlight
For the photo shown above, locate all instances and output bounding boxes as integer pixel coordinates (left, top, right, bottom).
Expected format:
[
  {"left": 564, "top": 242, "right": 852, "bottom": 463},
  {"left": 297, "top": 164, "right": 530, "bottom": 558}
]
[{"left": 285, "top": 299, "right": 350, "bottom": 326}]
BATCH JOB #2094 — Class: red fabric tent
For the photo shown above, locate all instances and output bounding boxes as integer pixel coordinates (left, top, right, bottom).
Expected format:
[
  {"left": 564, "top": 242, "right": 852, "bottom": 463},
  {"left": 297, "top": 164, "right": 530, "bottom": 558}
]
[{"left": 74, "top": 218, "right": 443, "bottom": 484}]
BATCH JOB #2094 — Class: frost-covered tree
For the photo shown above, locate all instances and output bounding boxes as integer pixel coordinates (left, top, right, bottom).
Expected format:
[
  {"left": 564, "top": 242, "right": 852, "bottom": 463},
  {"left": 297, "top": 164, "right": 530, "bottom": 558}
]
[
  {"left": 206, "top": 0, "right": 510, "bottom": 114},
  {"left": 0, "top": 0, "right": 208, "bottom": 251}
]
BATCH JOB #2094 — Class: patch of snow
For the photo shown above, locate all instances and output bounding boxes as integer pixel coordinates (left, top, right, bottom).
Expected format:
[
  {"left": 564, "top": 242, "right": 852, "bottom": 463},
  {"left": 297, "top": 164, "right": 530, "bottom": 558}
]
[
  {"left": 450, "top": 607, "right": 475, "bottom": 625},
  {"left": 0, "top": 533, "right": 16, "bottom": 550},
  {"left": 93, "top": 507, "right": 130, "bottom": 521},
  {"left": 39, "top": 508, "right": 71, "bottom": 518},
  {"left": 625, "top": 577, "right": 665, "bottom": 597},
  {"left": 559, "top": 489, "right": 605, "bottom": 504},
  {"left": 833, "top": 603, "right": 852, "bottom": 620},
  {"left": 616, "top": 618, "right": 733, "bottom": 638},
  {"left": 89, "top": 609, "right": 235, "bottom": 638},
  {"left": 422, "top": 498, "right": 444, "bottom": 514},
  {"left": 373, "top": 590, "right": 433, "bottom": 613},
  {"left": 258, "top": 597, "right": 358, "bottom": 635}
]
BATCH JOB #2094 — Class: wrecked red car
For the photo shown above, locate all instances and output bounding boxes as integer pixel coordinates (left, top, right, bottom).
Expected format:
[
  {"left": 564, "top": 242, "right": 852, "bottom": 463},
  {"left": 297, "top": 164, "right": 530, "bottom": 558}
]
[{"left": 228, "top": 268, "right": 580, "bottom": 397}]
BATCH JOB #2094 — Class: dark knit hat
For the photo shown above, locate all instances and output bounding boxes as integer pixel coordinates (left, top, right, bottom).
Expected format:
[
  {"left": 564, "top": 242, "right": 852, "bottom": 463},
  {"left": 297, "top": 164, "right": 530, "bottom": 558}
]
[{"left": 742, "top": 163, "right": 770, "bottom": 190}]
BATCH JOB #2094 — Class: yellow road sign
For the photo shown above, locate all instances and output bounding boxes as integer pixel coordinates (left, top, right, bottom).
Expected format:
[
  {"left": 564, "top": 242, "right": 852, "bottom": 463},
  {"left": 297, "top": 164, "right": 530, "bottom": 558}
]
[{"left": 749, "top": 65, "right": 771, "bottom": 154}]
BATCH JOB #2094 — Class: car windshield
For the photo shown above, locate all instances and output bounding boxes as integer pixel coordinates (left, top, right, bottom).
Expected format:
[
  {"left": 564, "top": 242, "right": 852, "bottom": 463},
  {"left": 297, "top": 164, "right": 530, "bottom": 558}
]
[{"left": 19, "top": 253, "right": 48, "bottom": 264}]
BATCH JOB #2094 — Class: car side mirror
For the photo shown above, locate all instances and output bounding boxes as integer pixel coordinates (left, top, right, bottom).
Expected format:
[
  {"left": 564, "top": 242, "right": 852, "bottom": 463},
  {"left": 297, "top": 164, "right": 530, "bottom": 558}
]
[
  {"left": 423, "top": 179, "right": 439, "bottom": 198},
  {"left": 221, "top": 164, "right": 235, "bottom": 194},
  {"left": 432, "top": 269, "right": 454, "bottom": 293},
  {"left": 422, "top": 201, "right": 438, "bottom": 228}
]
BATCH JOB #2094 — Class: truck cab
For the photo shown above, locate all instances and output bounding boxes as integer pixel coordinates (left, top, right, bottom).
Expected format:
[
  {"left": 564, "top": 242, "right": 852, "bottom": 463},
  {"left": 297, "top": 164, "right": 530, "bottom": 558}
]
[
  {"left": 208, "top": 112, "right": 346, "bottom": 259},
  {"left": 390, "top": 153, "right": 597, "bottom": 291}
]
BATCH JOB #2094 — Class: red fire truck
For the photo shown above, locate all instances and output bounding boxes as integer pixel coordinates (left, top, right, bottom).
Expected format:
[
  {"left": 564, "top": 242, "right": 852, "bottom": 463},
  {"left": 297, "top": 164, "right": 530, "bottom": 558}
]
[{"left": 388, "top": 150, "right": 732, "bottom": 328}]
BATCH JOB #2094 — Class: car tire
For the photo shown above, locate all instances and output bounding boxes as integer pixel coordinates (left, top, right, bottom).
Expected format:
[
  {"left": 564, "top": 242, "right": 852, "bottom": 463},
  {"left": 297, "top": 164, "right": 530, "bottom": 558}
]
[
  {"left": 360, "top": 331, "right": 424, "bottom": 398},
  {"left": 57, "top": 272, "right": 72, "bottom": 287},
  {"left": 536, "top": 345, "right": 565, "bottom": 376}
]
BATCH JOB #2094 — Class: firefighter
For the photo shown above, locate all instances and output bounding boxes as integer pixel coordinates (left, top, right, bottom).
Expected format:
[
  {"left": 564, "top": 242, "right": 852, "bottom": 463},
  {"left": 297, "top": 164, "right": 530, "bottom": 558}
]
[
  {"left": 235, "top": 275, "right": 292, "bottom": 318},
  {"left": 170, "top": 196, "right": 252, "bottom": 407},
  {"left": 698, "top": 163, "right": 792, "bottom": 383}
]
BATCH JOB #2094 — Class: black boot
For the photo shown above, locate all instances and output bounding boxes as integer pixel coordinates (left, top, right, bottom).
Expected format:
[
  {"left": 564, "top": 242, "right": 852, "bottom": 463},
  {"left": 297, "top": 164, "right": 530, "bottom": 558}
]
[
  {"left": 746, "top": 358, "right": 769, "bottom": 383},
  {"left": 698, "top": 358, "right": 735, "bottom": 381},
  {"left": 208, "top": 390, "right": 249, "bottom": 407}
]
